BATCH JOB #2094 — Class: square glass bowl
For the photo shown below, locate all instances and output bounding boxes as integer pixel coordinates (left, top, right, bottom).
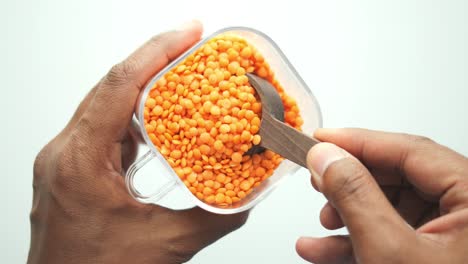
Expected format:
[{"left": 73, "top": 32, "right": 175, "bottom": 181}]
[{"left": 125, "top": 27, "right": 322, "bottom": 214}]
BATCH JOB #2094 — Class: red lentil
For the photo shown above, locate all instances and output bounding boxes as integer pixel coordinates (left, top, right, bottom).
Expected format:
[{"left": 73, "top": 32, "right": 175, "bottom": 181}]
[{"left": 143, "top": 33, "right": 302, "bottom": 207}]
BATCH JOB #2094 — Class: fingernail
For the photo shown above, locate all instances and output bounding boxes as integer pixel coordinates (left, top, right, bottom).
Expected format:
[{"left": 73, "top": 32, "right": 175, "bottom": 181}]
[
  {"left": 307, "top": 143, "right": 350, "bottom": 186},
  {"left": 175, "top": 20, "right": 201, "bottom": 31},
  {"left": 313, "top": 127, "right": 338, "bottom": 138}
]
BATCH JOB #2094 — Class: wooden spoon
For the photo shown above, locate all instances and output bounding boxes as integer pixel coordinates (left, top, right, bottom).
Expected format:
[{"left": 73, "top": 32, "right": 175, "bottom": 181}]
[{"left": 246, "top": 73, "right": 320, "bottom": 168}]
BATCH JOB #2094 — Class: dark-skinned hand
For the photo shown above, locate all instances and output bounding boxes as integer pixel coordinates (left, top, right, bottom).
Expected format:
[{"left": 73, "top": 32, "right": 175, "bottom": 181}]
[
  {"left": 28, "top": 21, "right": 248, "bottom": 264},
  {"left": 297, "top": 128, "right": 468, "bottom": 264}
]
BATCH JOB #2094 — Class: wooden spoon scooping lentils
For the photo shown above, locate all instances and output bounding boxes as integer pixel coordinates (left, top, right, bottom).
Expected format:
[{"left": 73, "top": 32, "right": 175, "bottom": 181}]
[{"left": 143, "top": 33, "right": 303, "bottom": 207}]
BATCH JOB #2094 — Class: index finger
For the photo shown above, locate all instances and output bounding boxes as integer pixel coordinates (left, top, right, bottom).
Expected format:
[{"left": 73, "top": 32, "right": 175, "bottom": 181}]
[{"left": 314, "top": 128, "right": 468, "bottom": 207}]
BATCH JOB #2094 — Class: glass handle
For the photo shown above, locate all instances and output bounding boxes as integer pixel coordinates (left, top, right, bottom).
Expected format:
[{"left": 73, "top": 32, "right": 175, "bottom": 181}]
[{"left": 125, "top": 150, "right": 177, "bottom": 204}]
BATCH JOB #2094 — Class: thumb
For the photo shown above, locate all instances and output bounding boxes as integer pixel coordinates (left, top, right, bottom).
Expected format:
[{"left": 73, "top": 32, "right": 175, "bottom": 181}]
[
  {"left": 78, "top": 21, "right": 203, "bottom": 143},
  {"left": 307, "top": 143, "right": 411, "bottom": 247}
]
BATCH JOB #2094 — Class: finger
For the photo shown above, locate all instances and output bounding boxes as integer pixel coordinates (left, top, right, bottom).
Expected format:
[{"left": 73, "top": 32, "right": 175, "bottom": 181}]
[
  {"left": 320, "top": 202, "right": 344, "bottom": 230},
  {"left": 314, "top": 128, "right": 468, "bottom": 214},
  {"left": 316, "top": 159, "right": 432, "bottom": 230},
  {"left": 166, "top": 207, "right": 249, "bottom": 253},
  {"left": 296, "top": 236, "right": 353, "bottom": 264},
  {"left": 369, "top": 167, "right": 405, "bottom": 187},
  {"left": 78, "top": 21, "right": 203, "bottom": 143},
  {"left": 418, "top": 208, "right": 468, "bottom": 235},
  {"left": 307, "top": 143, "right": 412, "bottom": 249},
  {"left": 394, "top": 188, "right": 438, "bottom": 227},
  {"left": 366, "top": 165, "right": 438, "bottom": 227}
]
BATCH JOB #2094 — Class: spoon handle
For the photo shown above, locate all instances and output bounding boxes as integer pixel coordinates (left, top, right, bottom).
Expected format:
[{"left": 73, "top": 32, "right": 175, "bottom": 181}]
[{"left": 259, "top": 114, "right": 320, "bottom": 168}]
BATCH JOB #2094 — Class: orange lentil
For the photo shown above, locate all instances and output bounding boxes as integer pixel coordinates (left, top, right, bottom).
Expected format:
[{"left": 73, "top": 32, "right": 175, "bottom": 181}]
[
  {"left": 226, "top": 190, "right": 236, "bottom": 197},
  {"left": 145, "top": 98, "right": 156, "bottom": 108},
  {"left": 252, "top": 134, "right": 261, "bottom": 145},
  {"left": 214, "top": 140, "right": 224, "bottom": 151},
  {"left": 250, "top": 125, "right": 259, "bottom": 134},
  {"left": 205, "top": 195, "right": 215, "bottom": 204},
  {"left": 251, "top": 116, "right": 261, "bottom": 126},
  {"left": 225, "top": 183, "right": 234, "bottom": 190},
  {"left": 210, "top": 105, "right": 221, "bottom": 116},
  {"left": 202, "top": 170, "right": 214, "bottom": 180},
  {"left": 215, "top": 173, "right": 226, "bottom": 183},
  {"left": 231, "top": 152, "right": 243, "bottom": 163},
  {"left": 144, "top": 33, "right": 302, "bottom": 207},
  {"left": 199, "top": 132, "right": 211, "bottom": 144},
  {"left": 187, "top": 173, "right": 197, "bottom": 183},
  {"left": 188, "top": 127, "right": 198, "bottom": 137},
  {"left": 183, "top": 167, "right": 193, "bottom": 175},
  {"left": 148, "top": 132, "right": 157, "bottom": 142},
  {"left": 240, "top": 144, "right": 250, "bottom": 152},
  {"left": 193, "top": 164, "right": 203, "bottom": 173},
  {"left": 219, "top": 124, "right": 231, "bottom": 133},
  {"left": 240, "top": 46, "right": 252, "bottom": 58},
  {"left": 205, "top": 180, "right": 214, "bottom": 188},
  {"left": 213, "top": 181, "right": 221, "bottom": 189},
  {"left": 203, "top": 187, "right": 213, "bottom": 196},
  {"left": 200, "top": 144, "right": 211, "bottom": 155},
  {"left": 152, "top": 105, "right": 163, "bottom": 116},
  {"left": 255, "top": 167, "right": 266, "bottom": 177},
  {"left": 196, "top": 192, "right": 204, "bottom": 200},
  {"left": 145, "top": 124, "right": 155, "bottom": 133},
  {"left": 217, "top": 188, "right": 227, "bottom": 194},
  {"left": 189, "top": 186, "right": 196, "bottom": 194},
  {"left": 170, "top": 150, "right": 182, "bottom": 159},
  {"left": 215, "top": 193, "right": 225, "bottom": 204},
  {"left": 222, "top": 115, "right": 232, "bottom": 123},
  {"left": 228, "top": 49, "right": 238, "bottom": 60},
  {"left": 240, "top": 130, "right": 251, "bottom": 142}
]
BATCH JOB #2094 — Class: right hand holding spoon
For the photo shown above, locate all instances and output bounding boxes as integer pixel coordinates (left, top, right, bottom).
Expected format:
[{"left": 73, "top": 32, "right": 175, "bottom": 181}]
[{"left": 297, "top": 128, "right": 468, "bottom": 264}]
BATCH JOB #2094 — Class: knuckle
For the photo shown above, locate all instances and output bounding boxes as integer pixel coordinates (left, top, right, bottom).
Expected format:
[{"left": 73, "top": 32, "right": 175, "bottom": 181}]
[
  {"left": 440, "top": 179, "right": 468, "bottom": 213},
  {"left": 161, "top": 226, "right": 198, "bottom": 263},
  {"left": 148, "top": 33, "right": 172, "bottom": 49},
  {"left": 49, "top": 125, "right": 111, "bottom": 191},
  {"left": 322, "top": 159, "right": 372, "bottom": 203},
  {"left": 48, "top": 148, "right": 77, "bottom": 197},
  {"left": 33, "top": 146, "right": 50, "bottom": 178},
  {"left": 75, "top": 115, "right": 96, "bottom": 138},
  {"left": 105, "top": 58, "right": 140, "bottom": 87},
  {"left": 147, "top": 33, "right": 173, "bottom": 61},
  {"left": 164, "top": 244, "right": 195, "bottom": 264},
  {"left": 53, "top": 144, "right": 74, "bottom": 179},
  {"left": 405, "top": 134, "right": 435, "bottom": 146},
  {"left": 29, "top": 206, "right": 41, "bottom": 224},
  {"left": 52, "top": 133, "right": 91, "bottom": 186}
]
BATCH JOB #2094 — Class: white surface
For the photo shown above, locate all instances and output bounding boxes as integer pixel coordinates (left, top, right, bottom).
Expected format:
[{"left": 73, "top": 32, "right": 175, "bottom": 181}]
[{"left": 1, "top": 0, "right": 467, "bottom": 263}]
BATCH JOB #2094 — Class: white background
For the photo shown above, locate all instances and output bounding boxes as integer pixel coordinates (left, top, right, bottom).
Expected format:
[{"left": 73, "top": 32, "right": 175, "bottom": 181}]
[{"left": 1, "top": 0, "right": 467, "bottom": 263}]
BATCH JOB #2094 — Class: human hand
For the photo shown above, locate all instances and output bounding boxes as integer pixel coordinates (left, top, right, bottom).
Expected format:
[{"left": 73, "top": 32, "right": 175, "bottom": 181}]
[
  {"left": 296, "top": 128, "right": 468, "bottom": 263},
  {"left": 28, "top": 21, "right": 247, "bottom": 264}
]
